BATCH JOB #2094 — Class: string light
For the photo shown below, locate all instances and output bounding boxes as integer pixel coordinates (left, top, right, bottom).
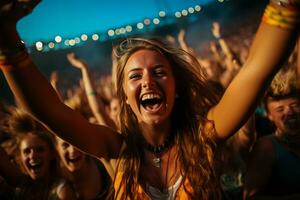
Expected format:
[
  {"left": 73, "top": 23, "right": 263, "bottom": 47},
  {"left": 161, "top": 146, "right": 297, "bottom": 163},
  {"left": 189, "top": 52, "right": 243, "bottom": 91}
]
[
  {"left": 188, "top": 7, "right": 195, "bottom": 14},
  {"left": 74, "top": 37, "right": 81, "bottom": 44},
  {"left": 137, "top": 22, "right": 144, "bottom": 29},
  {"left": 81, "top": 34, "right": 88, "bottom": 41},
  {"left": 35, "top": 41, "right": 43, "bottom": 51},
  {"left": 181, "top": 9, "right": 188, "bottom": 16},
  {"left": 64, "top": 40, "right": 69, "bottom": 46},
  {"left": 30, "top": 2, "right": 208, "bottom": 52},
  {"left": 195, "top": 5, "right": 201, "bottom": 12},
  {"left": 153, "top": 18, "right": 160, "bottom": 24},
  {"left": 115, "top": 29, "right": 121, "bottom": 35},
  {"left": 120, "top": 28, "right": 126, "bottom": 34},
  {"left": 159, "top": 11, "right": 166, "bottom": 17},
  {"left": 92, "top": 34, "right": 99, "bottom": 40},
  {"left": 175, "top": 11, "right": 182, "bottom": 18},
  {"left": 69, "top": 39, "right": 76, "bottom": 46},
  {"left": 125, "top": 25, "right": 132, "bottom": 32},
  {"left": 48, "top": 42, "right": 55, "bottom": 49},
  {"left": 54, "top": 36, "right": 62, "bottom": 43},
  {"left": 108, "top": 29, "right": 115, "bottom": 36},
  {"left": 144, "top": 19, "right": 151, "bottom": 25}
]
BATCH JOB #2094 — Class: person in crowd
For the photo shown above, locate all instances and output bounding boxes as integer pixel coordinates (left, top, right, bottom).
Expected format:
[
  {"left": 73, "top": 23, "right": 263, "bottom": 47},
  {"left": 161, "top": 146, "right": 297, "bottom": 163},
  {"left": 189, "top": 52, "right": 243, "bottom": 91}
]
[
  {"left": 0, "top": 108, "right": 76, "bottom": 200},
  {"left": 55, "top": 136, "right": 110, "bottom": 199},
  {"left": 243, "top": 69, "right": 300, "bottom": 200},
  {"left": 50, "top": 67, "right": 113, "bottom": 198},
  {"left": 66, "top": 52, "right": 119, "bottom": 130},
  {"left": 0, "top": 0, "right": 299, "bottom": 199}
]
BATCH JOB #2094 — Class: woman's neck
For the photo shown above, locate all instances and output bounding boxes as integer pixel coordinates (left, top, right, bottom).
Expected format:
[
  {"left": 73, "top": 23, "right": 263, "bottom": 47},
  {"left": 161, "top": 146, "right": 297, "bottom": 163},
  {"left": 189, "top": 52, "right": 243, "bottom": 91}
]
[{"left": 139, "top": 120, "right": 172, "bottom": 146}]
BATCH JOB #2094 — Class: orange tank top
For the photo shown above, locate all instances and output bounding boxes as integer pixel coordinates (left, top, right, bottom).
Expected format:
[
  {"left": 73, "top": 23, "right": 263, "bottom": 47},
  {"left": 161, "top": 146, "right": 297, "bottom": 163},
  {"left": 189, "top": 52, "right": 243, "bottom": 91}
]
[{"left": 113, "top": 171, "right": 194, "bottom": 199}]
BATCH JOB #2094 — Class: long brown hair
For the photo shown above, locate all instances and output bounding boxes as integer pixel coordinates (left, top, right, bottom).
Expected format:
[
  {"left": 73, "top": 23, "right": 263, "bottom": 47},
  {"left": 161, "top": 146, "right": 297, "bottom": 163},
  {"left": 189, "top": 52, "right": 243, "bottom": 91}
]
[
  {"left": 114, "top": 38, "right": 221, "bottom": 199},
  {"left": 8, "top": 108, "right": 59, "bottom": 178}
]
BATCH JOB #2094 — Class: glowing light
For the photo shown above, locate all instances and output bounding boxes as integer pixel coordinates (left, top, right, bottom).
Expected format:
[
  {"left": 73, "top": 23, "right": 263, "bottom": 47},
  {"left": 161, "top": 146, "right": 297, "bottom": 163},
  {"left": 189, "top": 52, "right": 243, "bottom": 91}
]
[
  {"left": 115, "top": 29, "right": 121, "bottom": 35},
  {"left": 125, "top": 25, "right": 132, "bottom": 32},
  {"left": 74, "top": 37, "right": 80, "bottom": 43},
  {"left": 35, "top": 41, "right": 43, "bottom": 51},
  {"left": 137, "top": 22, "right": 144, "bottom": 29},
  {"left": 108, "top": 29, "right": 115, "bottom": 36},
  {"left": 175, "top": 11, "right": 182, "bottom": 18},
  {"left": 120, "top": 28, "right": 126, "bottom": 34},
  {"left": 81, "top": 34, "right": 88, "bottom": 41},
  {"left": 153, "top": 18, "right": 160, "bottom": 24},
  {"left": 144, "top": 19, "right": 150, "bottom": 25},
  {"left": 159, "top": 11, "right": 166, "bottom": 17},
  {"left": 195, "top": 5, "right": 201, "bottom": 12},
  {"left": 69, "top": 39, "right": 76, "bottom": 46},
  {"left": 48, "top": 42, "right": 55, "bottom": 49},
  {"left": 181, "top": 9, "right": 188, "bottom": 16},
  {"left": 188, "top": 7, "right": 195, "bottom": 14},
  {"left": 55, "top": 36, "right": 62, "bottom": 43},
  {"left": 218, "top": 0, "right": 225, "bottom": 2},
  {"left": 125, "top": 26, "right": 132, "bottom": 32},
  {"left": 92, "top": 34, "right": 99, "bottom": 40},
  {"left": 64, "top": 40, "right": 69, "bottom": 46}
]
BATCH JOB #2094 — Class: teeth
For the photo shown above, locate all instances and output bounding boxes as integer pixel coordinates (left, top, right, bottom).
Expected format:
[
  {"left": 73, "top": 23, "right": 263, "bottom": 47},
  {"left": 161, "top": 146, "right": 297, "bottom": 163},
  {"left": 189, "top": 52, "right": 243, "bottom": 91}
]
[
  {"left": 141, "top": 93, "right": 161, "bottom": 101},
  {"left": 68, "top": 156, "right": 80, "bottom": 162},
  {"left": 29, "top": 161, "right": 41, "bottom": 166}
]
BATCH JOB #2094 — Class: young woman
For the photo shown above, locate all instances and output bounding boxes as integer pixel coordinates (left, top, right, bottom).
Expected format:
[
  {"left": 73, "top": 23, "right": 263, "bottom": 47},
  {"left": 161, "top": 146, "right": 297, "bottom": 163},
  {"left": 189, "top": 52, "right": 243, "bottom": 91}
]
[
  {"left": 0, "top": 108, "right": 76, "bottom": 200},
  {"left": 0, "top": 0, "right": 299, "bottom": 199},
  {"left": 55, "top": 136, "right": 110, "bottom": 199}
]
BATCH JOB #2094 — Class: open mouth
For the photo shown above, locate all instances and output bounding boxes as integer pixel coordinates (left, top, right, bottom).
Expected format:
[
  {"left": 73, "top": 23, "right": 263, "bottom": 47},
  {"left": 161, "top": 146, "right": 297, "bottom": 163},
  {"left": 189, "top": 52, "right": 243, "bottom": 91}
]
[
  {"left": 285, "top": 115, "right": 300, "bottom": 127},
  {"left": 29, "top": 161, "right": 42, "bottom": 172},
  {"left": 67, "top": 155, "right": 81, "bottom": 164},
  {"left": 140, "top": 93, "right": 163, "bottom": 112}
]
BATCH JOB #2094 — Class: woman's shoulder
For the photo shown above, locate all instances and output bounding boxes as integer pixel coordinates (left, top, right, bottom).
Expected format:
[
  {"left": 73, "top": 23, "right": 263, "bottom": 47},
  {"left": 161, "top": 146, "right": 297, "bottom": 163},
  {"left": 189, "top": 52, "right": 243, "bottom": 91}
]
[{"left": 50, "top": 178, "right": 76, "bottom": 200}]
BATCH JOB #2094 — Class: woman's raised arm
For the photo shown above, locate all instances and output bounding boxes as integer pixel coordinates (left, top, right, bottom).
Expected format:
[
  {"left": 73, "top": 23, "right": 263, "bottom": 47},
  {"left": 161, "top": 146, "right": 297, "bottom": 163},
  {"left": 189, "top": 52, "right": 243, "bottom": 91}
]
[
  {"left": 0, "top": 1, "right": 122, "bottom": 160},
  {"left": 208, "top": 1, "right": 300, "bottom": 140}
]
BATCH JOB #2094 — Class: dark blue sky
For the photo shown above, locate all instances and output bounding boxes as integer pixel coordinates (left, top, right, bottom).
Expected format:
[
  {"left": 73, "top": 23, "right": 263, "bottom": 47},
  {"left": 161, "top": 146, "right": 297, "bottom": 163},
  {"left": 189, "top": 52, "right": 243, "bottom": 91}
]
[{"left": 17, "top": 0, "right": 214, "bottom": 45}]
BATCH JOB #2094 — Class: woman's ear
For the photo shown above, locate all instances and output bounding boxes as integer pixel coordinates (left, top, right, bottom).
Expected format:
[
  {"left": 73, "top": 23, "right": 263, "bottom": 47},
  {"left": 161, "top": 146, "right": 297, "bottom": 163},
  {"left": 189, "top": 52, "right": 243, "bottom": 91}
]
[{"left": 125, "top": 95, "right": 129, "bottom": 104}]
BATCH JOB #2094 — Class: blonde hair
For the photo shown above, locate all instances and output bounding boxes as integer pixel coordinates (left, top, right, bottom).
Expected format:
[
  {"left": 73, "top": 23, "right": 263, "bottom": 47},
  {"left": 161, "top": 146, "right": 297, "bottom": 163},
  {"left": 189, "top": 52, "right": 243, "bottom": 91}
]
[
  {"left": 264, "top": 69, "right": 300, "bottom": 111},
  {"left": 8, "top": 108, "right": 57, "bottom": 174},
  {"left": 113, "top": 38, "right": 221, "bottom": 199}
]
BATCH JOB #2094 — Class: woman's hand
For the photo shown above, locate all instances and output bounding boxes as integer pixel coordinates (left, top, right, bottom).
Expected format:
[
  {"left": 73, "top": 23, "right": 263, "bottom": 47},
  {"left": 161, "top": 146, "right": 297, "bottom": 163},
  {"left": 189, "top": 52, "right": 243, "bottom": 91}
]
[
  {"left": 211, "top": 22, "right": 221, "bottom": 39},
  {"left": 67, "top": 53, "right": 88, "bottom": 70},
  {"left": 0, "top": 0, "right": 41, "bottom": 26}
]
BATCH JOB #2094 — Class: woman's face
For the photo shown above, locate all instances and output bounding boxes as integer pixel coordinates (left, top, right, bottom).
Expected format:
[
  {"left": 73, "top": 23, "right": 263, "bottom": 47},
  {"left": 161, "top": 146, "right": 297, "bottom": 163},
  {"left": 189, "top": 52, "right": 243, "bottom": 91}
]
[
  {"left": 19, "top": 134, "right": 53, "bottom": 180},
  {"left": 123, "top": 49, "right": 176, "bottom": 126},
  {"left": 56, "top": 137, "right": 86, "bottom": 172}
]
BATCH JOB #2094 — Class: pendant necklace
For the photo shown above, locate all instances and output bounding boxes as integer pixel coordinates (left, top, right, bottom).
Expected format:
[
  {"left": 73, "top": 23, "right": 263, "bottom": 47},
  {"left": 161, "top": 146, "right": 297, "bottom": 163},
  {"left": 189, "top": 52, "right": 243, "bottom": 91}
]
[{"left": 145, "top": 138, "right": 172, "bottom": 168}]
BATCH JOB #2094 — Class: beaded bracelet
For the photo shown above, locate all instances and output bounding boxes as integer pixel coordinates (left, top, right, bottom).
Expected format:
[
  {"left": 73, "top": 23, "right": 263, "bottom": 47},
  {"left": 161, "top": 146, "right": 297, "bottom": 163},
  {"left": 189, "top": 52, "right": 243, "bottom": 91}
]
[
  {"left": 262, "top": 4, "right": 300, "bottom": 29},
  {"left": 0, "top": 51, "right": 29, "bottom": 70},
  {"left": 0, "top": 42, "right": 26, "bottom": 57},
  {"left": 0, "top": 41, "right": 29, "bottom": 70}
]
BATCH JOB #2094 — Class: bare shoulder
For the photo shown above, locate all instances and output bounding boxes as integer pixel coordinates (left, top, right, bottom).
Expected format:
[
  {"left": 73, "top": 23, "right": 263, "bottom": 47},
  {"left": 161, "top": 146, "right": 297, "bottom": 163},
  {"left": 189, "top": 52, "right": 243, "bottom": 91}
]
[
  {"left": 88, "top": 123, "right": 124, "bottom": 159},
  {"left": 55, "top": 180, "right": 77, "bottom": 200}
]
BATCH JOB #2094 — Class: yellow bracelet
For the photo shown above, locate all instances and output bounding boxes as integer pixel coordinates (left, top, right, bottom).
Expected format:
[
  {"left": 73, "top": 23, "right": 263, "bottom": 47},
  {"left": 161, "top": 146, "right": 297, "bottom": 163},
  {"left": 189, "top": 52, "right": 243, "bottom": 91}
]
[
  {"left": 266, "top": 4, "right": 300, "bottom": 16},
  {"left": 262, "top": 4, "right": 300, "bottom": 29},
  {"left": 265, "top": 9, "right": 300, "bottom": 23},
  {"left": 263, "top": 17, "right": 295, "bottom": 29},
  {"left": 0, "top": 51, "right": 30, "bottom": 71}
]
